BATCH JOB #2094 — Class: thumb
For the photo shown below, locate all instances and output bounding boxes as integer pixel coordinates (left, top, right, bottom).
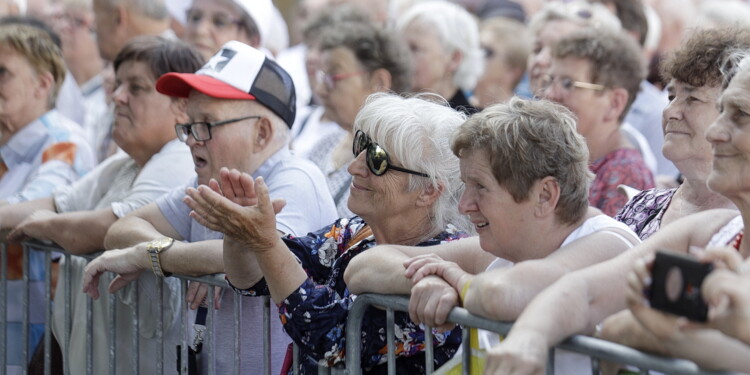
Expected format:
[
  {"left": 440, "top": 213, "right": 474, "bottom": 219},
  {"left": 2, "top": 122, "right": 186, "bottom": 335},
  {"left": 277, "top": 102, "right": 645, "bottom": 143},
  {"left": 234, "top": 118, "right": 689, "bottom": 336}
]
[{"left": 255, "top": 177, "right": 273, "bottom": 214}]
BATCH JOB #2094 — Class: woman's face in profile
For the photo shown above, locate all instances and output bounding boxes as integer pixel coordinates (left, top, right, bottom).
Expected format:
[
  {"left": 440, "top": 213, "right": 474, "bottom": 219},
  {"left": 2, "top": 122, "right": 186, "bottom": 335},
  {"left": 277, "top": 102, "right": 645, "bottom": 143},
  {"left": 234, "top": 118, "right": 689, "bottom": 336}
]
[
  {"left": 705, "top": 68, "right": 750, "bottom": 197},
  {"left": 457, "top": 148, "right": 535, "bottom": 260},
  {"left": 0, "top": 43, "right": 47, "bottom": 137}
]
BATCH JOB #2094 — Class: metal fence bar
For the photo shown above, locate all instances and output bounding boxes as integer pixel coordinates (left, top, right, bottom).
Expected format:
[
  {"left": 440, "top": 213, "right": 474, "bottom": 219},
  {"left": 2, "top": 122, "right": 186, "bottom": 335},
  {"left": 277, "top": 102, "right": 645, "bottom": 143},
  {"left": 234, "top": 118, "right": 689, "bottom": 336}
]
[
  {"left": 207, "top": 285, "right": 215, "bottom": 375},
  {"left": 293, "top": 343, "right": 300, "bottom": 375},
  {"left": 425, "top": 326, "right": 434, "bottom": 374},
  {"left": 44, "top": 250, "right": 52, "bottom": 375},
  {"left": 22, "top": 244, "right": 29, "bottom": 374},
  {"left": 131, "top": 279, "right": 139, "bottom": 373},
  {"left": 386, "top": 307, "right": 395, "bottom": 375},
  {"left": 63, "top": 253, "right": 71, "bottom": 375},
  {"left": 108, "top": 273, "right": 116, "bottom": 375},
  {"left": 263, "top": 295, "right": 271, "bottom": 375},
  {"left": 0, "top": 243, "right": 5, "bottom": 372},
  {"left": 86, "top": 283, "right": 93, "bottom": 375},
  {"left": 180, "top": 278, "right": 189, "bottom": 375}
]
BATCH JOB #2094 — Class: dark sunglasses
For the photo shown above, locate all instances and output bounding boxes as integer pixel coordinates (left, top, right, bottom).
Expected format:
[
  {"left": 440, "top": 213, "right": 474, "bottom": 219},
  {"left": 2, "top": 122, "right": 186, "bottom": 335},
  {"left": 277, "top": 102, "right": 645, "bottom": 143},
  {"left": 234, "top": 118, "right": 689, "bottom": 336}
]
[{"left": 352, "top": 130, "right": 429, "bottom": 178}]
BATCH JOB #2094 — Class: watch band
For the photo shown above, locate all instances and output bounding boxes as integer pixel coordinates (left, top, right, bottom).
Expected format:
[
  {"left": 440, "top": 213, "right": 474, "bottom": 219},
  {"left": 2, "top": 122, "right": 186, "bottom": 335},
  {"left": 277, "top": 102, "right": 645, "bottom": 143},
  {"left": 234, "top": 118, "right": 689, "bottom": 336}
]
[{"left": 147, "top": 237, "right": 174, "bottom": 277}]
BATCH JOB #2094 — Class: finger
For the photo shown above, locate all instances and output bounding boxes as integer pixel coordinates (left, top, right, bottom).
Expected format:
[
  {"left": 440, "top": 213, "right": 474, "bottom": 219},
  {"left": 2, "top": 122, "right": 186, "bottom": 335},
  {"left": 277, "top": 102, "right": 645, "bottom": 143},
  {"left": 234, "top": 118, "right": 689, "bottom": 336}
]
[
  {"left": 435, "top": 292, "right": 457, "bottom": 327},
  {"left": 7, "top": 226, "right": 27, "bottom": 242},
  {"left": 255, "top": 177, "right": 273, "bottom": 215},
  {"left": 108, "top": 275, "right": 131, "bottom": 294},
  {"left": 188, "top": 210, "right": 222, "bottom": 232},
  {"left": 82, "top": 266, "right": 103, "bottom": 300},
  {"left": 408, "top": 289, "right": 423, "bottom": 325},
  {"left": 271, "top": 199, "right": 286, "bottom": 214},
  {"left": 207, "top": 178, "right": 222, "bottom": 195},
  {"left": 404, "top": 256, "right": 437, "bottom": 278},
  {"left": 219, "top": 168, "right": 236, "bottom": 200},
  {"left": 410, "top": 264, "right": 440, "bottom": 285},
  {"left": 701, "top": 247, "right": 743, "bottom": 272},
  {"left": 192, "top": 284, "right": 209, "bottom": 310},
  {"left": 214, "top": 286, "right": 223, "bottom": 309},
  {"left": 239, "top": 172, "right": 256, "bottom": 199}
]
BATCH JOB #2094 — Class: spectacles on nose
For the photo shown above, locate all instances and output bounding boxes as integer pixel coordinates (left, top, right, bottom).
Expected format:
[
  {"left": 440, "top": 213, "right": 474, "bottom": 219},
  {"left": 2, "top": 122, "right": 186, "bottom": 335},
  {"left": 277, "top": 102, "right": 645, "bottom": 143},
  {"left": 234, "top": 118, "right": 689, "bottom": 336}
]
[
  {"left": 315, "top": 70, "right": 367, "bottom": 91},
  {"left": 352, "top": 130, "right": 429, "bottom": 178},
  {"left": 185, "top": 9, "right": 242, "bottom": 30},
  {"left": 175, "top": 115, "right": 261, "bottom": 142},
  {"left": 540, "top": 74, "right": 605, "bottom": 94}
]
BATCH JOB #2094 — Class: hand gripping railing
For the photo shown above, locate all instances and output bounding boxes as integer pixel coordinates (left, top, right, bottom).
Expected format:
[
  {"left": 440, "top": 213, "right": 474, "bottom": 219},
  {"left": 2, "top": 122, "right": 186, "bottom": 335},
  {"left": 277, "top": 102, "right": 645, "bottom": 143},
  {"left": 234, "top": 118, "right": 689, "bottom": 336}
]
[{"left": 341, "top": 293, "right": 740, "bottom": 375}]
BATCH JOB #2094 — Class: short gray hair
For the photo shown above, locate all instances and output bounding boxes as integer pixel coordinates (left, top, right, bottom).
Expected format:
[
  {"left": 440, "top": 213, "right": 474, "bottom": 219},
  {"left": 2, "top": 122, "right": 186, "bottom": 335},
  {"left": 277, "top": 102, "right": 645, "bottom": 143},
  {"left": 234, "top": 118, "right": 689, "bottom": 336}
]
[
  {"left": 353, "top": 92, "right": 470, "bottom": 237},
  {"left": 397, "top": 0, "right": 483, "bottom": 92},
  {"left": 529, "top": 0, "right": 620, "bottom": 36},
  {"left": 101, "top": 0, "right": 167, "bottom": 20}
]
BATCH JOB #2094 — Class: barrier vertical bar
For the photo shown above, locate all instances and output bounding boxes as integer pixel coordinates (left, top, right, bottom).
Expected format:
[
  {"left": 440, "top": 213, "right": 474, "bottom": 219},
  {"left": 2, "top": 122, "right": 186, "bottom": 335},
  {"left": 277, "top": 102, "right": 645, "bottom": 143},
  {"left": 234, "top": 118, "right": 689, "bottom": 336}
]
[
  {"left": 546, "top": 348, "right": 554, "bottom": 375},
  {"left": 425, "top": 327, "right": 434, "bottom": 374},
  {"left": 233, "top": 292, "right": 240, "bottom": 375},
  {"left": 86, "top": 286, "right": 93, "bottom": 374},
  {"left": 207, "top": 286, "right": 215, "bottom": 375},
  {"left": 386, "top": 308, "right": 395, "bottom": 375},
  {"left": 22, "top": 245, "right": 29, "bottom": 374},
  {"left": 462, "top": 327, "right": 470, "bottom": 375},
  {"left": 156, "top": 279, "right": 164, "bottom": 375},
  {"left": 44, "top": 250, "right": 52, "bottom": 375},
  {"left": 132, "top": 280, "right": 139, "bottom": 373},
  {"left": 293, "top": 343, "right": 300, "bottom": 375},
  {"left": 0, "top": 243, "right": 6, "bottom": 372},
  {"left": 63, "top": 254, "right": 71, "bottom": 375},
  {"left": 263, "top": 295, "right": 271, "bottom": 375},
  {"left": 180, "top": 279, "right": 189, "bottom": 375},
  {"left": 108, "top": 273, "right": 116, "bottom": 375}
]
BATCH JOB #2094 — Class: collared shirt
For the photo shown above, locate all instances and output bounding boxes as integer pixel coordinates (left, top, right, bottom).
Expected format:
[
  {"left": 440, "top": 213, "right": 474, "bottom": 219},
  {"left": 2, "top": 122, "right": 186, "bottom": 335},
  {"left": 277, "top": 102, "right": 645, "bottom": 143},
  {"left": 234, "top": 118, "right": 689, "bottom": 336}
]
[
  {"left": 156, "top": 146, "right": 337, "bottom": 375},
  {"left": 79, "top": 73, "right": 113, "bottom": 163},
  {"left": 0, "top": 109, "right": 95, "bottom": 204}
]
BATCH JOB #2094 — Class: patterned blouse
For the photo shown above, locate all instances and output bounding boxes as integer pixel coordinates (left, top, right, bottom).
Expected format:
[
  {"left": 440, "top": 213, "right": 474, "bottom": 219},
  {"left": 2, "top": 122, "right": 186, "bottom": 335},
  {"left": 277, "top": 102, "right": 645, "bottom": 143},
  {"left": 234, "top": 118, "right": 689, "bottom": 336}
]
[
  {"left": 615, "top": 188, "right": 677, "bottom": 240},
  {"left": 589, "top": 148, "right": 655, "bottom": 217},
  {"left": 232, "top": 216, "right": 467, "bottom": 374}
]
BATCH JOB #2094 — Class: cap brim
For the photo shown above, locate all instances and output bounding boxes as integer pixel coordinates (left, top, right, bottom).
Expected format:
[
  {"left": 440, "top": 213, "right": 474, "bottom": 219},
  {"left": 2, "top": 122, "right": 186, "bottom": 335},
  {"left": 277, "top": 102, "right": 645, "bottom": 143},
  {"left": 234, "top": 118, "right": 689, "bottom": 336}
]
[{"left": 156, "top": 72, "right": 256, "bottom": 100}]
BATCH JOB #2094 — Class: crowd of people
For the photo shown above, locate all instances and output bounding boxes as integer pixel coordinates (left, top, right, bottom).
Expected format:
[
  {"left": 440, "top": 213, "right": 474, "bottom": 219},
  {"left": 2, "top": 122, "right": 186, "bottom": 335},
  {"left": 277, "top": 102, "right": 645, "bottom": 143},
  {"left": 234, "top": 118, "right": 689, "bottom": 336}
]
[{"left": 1, "top": 0, "right": 750, "bottom": 374}]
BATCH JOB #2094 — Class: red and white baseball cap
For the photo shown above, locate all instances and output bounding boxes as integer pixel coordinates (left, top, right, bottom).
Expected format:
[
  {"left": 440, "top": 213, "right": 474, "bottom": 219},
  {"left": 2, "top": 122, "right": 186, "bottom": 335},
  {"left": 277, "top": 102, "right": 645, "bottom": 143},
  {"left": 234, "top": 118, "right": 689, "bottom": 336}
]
[{"left": 156, "top": 40, "right": 296, "bottom": 128}]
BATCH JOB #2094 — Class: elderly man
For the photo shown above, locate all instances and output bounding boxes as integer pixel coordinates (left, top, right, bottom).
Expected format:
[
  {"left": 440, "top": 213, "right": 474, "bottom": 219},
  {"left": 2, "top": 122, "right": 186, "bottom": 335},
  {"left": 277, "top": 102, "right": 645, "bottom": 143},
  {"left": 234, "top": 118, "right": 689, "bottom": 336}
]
[
  {"left": 92, "top": 0, "right": 172, "bottom": 61},
  {"left": 82, "top": 41, "right": 337, "bottom": 374},
  {"left": 541, "top": 28, "right": 654, "bottom": 216}
]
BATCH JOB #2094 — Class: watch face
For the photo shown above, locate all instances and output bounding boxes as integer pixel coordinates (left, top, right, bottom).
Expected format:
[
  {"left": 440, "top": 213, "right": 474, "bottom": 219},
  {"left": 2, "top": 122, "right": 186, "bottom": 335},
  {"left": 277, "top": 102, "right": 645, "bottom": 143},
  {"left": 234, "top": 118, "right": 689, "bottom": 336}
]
[{"left": 150, "top": 237, "right": 174, "bottom": 252}]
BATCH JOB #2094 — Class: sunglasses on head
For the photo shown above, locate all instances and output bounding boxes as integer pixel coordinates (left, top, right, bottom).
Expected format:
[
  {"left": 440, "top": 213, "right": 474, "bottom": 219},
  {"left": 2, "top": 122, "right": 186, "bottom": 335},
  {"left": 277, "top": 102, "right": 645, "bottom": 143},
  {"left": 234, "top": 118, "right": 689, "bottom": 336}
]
[{"left": 352, "top": 130, "right": 429, "bottom": 178}]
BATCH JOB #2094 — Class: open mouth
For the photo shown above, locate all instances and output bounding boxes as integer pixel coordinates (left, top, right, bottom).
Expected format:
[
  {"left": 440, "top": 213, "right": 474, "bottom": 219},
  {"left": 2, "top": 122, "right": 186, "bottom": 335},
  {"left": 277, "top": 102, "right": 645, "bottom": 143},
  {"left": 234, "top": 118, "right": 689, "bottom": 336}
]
[
  {"left": 193, "top": 155, "right": 207, "bottom": 168},
  {"left": 476, "top": 222, "right": 488, "bottom": 228}
]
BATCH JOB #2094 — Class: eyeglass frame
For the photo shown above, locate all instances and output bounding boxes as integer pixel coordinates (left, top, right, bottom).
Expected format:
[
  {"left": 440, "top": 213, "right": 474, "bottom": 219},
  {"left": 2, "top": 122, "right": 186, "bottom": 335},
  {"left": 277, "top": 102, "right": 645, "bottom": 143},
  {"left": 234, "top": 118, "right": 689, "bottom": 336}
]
[
  {"left": 175, "top": 115, "right": 261, "bottom": 142},
  {"left": 352, "top": 130, "right": 430, "bottom": 178},
  {"left": 540, "top": 74, "right": 606, "bottom": 94},
  {"left": 315, "top": 70, "right": 368, "bottom": 91}
]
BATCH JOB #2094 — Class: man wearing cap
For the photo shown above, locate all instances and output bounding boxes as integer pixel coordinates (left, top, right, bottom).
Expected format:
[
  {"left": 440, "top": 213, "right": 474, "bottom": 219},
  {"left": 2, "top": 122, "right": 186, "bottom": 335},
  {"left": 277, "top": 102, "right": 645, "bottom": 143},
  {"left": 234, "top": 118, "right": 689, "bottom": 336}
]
[{"left": 81, "top": 41, "right": 338, "bottom": 374}]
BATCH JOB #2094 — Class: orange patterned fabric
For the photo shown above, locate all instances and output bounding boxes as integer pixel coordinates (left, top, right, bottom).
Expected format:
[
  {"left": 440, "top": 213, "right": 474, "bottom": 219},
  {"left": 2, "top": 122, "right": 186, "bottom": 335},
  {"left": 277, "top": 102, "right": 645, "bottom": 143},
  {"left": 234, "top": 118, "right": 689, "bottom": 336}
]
[{"left": 42, "top": 142, "right": 78, "bottom": 165}]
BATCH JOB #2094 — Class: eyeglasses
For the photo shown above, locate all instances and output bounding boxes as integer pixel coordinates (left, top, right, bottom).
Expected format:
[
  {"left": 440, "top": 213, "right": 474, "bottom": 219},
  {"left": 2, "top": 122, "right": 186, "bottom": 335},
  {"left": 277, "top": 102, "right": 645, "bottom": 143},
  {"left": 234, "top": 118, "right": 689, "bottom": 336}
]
[
  {"left": 315, "top": 70, "right": 367, "bottom": 91},
  {"left": 175, "top": 115, "right": 261, "bottom": 142},
  {"left": 540, "top": 74, "right": 606, "bottom": 94},
  {"left": 186, "top": 9, "right": 242, "bottom": 30},
  {"left": 352, "top": 130, "right": 429, "bottom": 178}
]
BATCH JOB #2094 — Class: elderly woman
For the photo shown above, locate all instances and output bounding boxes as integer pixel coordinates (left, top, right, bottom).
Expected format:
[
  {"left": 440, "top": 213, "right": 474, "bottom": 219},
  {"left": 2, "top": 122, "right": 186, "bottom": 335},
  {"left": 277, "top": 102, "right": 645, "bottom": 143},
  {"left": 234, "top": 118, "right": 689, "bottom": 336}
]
[
  {"left": 614, "top": 27, "right": 743, "bottom": 240},
  {"left": 0, "top": 22, "right": 95, "bottom": 373},
  {"left": 396, "top": 0, "right": 483, "bottom": 114},
  {"left": 183, "top": 0, "right": 272, "bottom": 59},
  {"left": 306, "top": 19, "right": 411, "bottom": 217},
  {"left": 2, "top": 36, "right": 202, "bottom": 374},
  {"left": 184, "top": 93, "right": 468, "bottom": 374},
  {"left": 345, "top": 98, "right": 639, "bottom": 373}
]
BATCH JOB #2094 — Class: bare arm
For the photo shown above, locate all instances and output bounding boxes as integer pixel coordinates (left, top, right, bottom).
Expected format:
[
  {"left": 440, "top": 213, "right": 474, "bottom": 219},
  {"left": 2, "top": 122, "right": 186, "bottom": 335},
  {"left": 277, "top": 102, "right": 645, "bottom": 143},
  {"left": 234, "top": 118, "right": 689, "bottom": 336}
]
[
  {"left": 9, "top": 207, "right": 117, "bottom": 254},
  {"left": 0, "top": 197, "right": 55, "bottom": 238},
  {"left": 464, "top": 227, "right": 637, "bottom": 321},
  {"left": 103, "top": 202, "right": 183, "bottom": 249},
  {"left": 344, "top": 236, "right": 495, "bottom": 295}
]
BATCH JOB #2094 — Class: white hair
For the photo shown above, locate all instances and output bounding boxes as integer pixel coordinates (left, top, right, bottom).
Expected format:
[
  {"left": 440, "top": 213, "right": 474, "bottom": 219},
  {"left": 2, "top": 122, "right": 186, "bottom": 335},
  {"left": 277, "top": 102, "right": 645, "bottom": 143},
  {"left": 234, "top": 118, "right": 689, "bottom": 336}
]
[
  {"left": 721, "top": 49, "right": 750, "bottom": 89},
  {"left": 353, "top": 92, "right": 471, "bottom": 237},
  {"left": 694, "top": 0, "right": 750, "bottom": 29},
  {"left": 528, "top": 0, "right": 621, "bottom": 35},
  {"left": 396, "top": 0, "right": 483, "bottom": 92}
]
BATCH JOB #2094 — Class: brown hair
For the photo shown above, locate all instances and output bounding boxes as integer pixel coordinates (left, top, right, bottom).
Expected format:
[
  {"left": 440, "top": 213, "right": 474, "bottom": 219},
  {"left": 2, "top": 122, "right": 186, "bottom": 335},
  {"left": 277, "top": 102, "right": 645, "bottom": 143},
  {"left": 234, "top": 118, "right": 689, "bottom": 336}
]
[{"left": 452, "top": 97, "right": 592, "bottom": 224}]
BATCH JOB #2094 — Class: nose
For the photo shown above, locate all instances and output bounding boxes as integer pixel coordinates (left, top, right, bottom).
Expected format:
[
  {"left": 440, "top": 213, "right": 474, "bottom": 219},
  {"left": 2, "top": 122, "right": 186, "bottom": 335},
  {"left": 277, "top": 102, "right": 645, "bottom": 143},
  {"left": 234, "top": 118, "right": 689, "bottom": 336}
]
[
  {"left": 347, "top": 149, "right": 369, "bottom": 178},
  {"left": 542, "top": 82, "right": 562, "bottom": 103},
  {"left": 111, "top": 84, "right": 127, "bottom": 106},
  {"left": 663, "top": 97, "right": 682, "bottom": 122},
  {"left": 457, "top": 188, "right": 477, "bottom": 215},
  {"left": 705, "top": 115, "right": 729, "bottom": 145}
]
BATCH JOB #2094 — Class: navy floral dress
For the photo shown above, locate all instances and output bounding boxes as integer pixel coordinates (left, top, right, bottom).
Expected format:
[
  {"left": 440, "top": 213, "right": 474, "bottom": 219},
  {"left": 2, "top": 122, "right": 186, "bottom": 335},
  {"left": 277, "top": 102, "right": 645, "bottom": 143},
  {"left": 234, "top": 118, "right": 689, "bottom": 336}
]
[
  {"left": 231, "top": 216, "right": 466, "bottom": 374},
  {"left": 615, "top": 188, "right": 677, "bottom": 240}
]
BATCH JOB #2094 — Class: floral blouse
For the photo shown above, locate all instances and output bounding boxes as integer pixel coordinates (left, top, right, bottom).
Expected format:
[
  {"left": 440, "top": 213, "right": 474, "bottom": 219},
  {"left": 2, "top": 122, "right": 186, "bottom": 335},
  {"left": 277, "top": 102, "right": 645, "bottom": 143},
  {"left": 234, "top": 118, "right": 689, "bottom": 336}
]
[
  {"left": 232, "top": 216, "right": 467, "bottom": 374},
  {"left": 589, "top": 148, "right": 655, "bottom": 217},
  {"left": 615, "top": 188, "right": 677, "bottom": 240}
]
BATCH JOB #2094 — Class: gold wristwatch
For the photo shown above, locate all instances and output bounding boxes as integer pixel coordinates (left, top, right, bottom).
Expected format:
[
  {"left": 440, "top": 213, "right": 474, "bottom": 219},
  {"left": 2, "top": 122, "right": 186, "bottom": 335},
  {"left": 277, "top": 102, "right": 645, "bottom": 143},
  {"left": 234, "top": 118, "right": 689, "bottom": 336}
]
[{"left": 146, "top": 236, "right": 174, "bottom": 277}]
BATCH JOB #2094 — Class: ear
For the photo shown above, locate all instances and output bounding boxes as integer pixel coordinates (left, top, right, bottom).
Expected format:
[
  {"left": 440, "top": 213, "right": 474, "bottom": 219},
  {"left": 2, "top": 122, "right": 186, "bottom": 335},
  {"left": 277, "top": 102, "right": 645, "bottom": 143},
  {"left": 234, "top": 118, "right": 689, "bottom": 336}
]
[
  {"left": 34, "top": 71, "right": 55, "bottom": 104},
  {"left": 170, "top": 98, "right": 189, "bottom": 124},
  {"left": 603, "top": 87, "right": 629, "bottom": 123},
  {"left": 448, "top": 49, "right": 463, "bottom": 74},
  {"left": 534, "top": 176, "right": 560, "bottom": 218},
  {"left": 114, "top": 4, "right": 127, "bottom": 27},
  {"left": 415, "top": 181, "right": 444, "bottom": 208},
  {"left": 254, "top": 116, "right": 274, "bottom": 152},
  {"left": 368, "top": 68, "right": 392, "bottom": 92}
]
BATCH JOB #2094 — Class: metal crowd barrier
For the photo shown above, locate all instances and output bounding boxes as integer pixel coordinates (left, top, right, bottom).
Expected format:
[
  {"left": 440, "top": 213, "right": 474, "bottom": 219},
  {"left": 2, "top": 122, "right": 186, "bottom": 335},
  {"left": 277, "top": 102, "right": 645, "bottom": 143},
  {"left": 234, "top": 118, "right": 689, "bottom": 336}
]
[
  {"left": 340, "top": 294, "right": 740, "bottom": 375},
  {"left": 0, "top": 240, "right": 280, "bottom": 375},
  {"left": 1, "top": 240, "right": 742, "bottom": 375}
]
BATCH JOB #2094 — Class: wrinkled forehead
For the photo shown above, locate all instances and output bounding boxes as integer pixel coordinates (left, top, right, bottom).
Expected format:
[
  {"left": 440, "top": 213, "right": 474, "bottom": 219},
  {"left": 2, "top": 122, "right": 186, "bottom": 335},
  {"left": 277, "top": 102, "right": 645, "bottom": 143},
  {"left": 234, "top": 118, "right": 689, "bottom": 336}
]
[{"left": 186, "top": 91, "right": 259, "bottom": 117}]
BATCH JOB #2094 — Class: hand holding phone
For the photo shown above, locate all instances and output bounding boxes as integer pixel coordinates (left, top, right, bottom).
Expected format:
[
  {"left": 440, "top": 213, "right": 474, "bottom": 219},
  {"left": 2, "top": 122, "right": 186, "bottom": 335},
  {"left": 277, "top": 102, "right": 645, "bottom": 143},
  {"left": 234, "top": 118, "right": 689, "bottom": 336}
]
[{"left": 649, "top": 250, "right": 714, "bottom": 322}]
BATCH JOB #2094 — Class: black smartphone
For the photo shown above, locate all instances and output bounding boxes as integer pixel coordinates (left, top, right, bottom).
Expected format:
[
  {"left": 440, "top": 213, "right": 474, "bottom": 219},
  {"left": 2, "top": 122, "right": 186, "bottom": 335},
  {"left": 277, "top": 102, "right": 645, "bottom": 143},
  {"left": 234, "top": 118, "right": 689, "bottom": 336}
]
[{"left": 648, "top": 250, "right": 714, "bottom": 322}]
